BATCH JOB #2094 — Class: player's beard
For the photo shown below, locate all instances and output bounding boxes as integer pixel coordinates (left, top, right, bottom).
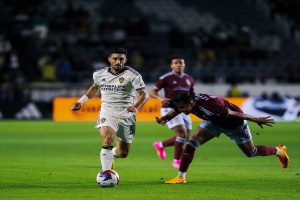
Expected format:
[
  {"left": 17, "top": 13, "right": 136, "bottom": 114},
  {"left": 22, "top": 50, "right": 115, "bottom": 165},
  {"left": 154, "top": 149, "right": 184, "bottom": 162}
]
[{"left": 113, "top": 64, "right": 124, "bottom": 72}]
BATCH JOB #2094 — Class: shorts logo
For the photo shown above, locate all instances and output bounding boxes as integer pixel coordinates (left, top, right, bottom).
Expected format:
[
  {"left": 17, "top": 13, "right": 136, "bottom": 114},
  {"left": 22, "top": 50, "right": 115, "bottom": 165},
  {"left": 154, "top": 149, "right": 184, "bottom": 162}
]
[
  {"left": 119, "top": 77, "right": 124, "bottom": 83},
  {"left": 101, "top": 118, "right": 106, "bottom": 123}
]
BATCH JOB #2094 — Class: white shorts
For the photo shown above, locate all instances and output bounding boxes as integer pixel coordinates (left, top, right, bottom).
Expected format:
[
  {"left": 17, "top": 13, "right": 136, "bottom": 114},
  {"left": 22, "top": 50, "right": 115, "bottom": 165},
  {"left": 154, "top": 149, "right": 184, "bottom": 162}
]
[
  {"left": 96, "top": 114, "right": 136, "bottom": 144},
  {"left": 199, "top": 120, "right": 252, "bottom": 144},
  {"left": 161, "top": 107, "right": 192, "bottom": 130}
]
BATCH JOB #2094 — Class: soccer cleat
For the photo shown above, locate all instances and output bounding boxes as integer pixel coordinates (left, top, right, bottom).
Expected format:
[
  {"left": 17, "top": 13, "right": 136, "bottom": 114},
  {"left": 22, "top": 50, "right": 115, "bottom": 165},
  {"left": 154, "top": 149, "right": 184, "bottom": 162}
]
[
  {"left": 153, "top": 141, "right": 166, "bottom": 159},
  {"left": 165, "top": 176, "right": 186, "bottom": 184},
  {"left": 171, "top": 159, "right": 181, "bottom": 169},
  {"left": 276, "top": 144, "right": 290, "bottom": 168}
]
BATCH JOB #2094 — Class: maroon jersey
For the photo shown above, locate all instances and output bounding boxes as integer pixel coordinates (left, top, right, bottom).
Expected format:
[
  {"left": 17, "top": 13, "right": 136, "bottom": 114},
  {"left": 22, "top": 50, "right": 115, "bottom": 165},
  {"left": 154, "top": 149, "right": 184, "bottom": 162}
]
[
  {"left": 154, "top": 72, "right": 195, "bottom": 104},
  {"left": 174, "top": 93, "right": 244, "bottom": 129}
]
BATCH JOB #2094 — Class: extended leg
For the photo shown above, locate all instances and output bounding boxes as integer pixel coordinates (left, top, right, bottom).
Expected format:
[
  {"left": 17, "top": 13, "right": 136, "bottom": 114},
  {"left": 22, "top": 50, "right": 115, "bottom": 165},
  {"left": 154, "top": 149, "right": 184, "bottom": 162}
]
[
  {"left": 238, "top": 140, "right": 290, "bottom": 168},
  {"left": 165, "top": 127, "right": 215, "bottom": 184}
]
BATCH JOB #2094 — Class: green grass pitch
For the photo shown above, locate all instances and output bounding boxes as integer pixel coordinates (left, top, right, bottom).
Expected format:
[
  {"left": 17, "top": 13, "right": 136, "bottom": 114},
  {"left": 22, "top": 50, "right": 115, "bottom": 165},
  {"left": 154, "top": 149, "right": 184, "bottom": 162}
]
[{"left": 0, "top": 121, "right": 299, "bottom": 200}]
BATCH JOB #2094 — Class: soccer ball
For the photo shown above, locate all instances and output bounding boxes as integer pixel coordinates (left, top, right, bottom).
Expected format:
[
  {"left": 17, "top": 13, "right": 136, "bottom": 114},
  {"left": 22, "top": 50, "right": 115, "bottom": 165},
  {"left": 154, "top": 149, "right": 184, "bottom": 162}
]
[{"left": 96, "top": 170, "right": 120, "bottom": 187}]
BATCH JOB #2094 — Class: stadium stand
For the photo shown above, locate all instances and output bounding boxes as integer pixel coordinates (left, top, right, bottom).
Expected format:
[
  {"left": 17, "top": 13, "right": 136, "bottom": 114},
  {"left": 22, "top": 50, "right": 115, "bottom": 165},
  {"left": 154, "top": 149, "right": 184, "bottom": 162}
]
[{"left": 0, "top": 0, "right": 300, "bottom": 102}]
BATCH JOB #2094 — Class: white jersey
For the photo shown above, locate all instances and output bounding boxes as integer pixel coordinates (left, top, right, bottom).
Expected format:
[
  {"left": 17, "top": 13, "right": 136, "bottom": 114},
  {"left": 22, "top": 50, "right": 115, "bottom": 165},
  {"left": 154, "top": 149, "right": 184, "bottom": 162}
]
[{"left": 93, "top": 66, "right": 146, "bottom": 117}]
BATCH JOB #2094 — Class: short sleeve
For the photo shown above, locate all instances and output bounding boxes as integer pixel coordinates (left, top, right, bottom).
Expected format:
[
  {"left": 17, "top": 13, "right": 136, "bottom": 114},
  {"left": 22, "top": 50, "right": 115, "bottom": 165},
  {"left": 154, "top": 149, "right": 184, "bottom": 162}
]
[
  {"left": 132, "top": 75, "right": 146, "bottom": 90},
  {"left": 154, "top": 76, "right": 166, "bottom": 90},
  {"left": 93, "top": 72, "right": 99, "bottom": 85}
]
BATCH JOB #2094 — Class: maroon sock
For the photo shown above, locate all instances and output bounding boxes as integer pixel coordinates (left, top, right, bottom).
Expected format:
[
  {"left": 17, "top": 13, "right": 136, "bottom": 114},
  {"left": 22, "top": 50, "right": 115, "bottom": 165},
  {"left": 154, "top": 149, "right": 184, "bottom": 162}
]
[
  {"left": 174, "top": 137, "right": 186, "bottom": 160},
  {"left": 162, "top": 136, "right": 176, "bottom": 147},
  {"left": 179, "top": 144, "right": 196, "bottom": 172},
  {"left": 255, "top": 146, "right": 277, "bottom": 156}
]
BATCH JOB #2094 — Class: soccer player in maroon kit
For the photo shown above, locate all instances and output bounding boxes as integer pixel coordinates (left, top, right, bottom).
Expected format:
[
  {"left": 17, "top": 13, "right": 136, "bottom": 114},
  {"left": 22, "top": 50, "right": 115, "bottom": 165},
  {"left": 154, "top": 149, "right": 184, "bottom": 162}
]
[
  {"left": 150, "top": 56, "right": 195, "bottom": 168},
  {"left": 155, "top": 93, "right": 290, "bottom": 184}
]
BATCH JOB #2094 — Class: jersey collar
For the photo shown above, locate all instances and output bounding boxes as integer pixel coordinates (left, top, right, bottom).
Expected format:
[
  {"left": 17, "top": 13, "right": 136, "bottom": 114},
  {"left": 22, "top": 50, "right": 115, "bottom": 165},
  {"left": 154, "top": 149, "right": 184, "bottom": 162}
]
[
  {"left": 108, "top": 66, "right": 127, "bottom": 76},
  {"left": 172, "top": 71, "right": 185, "bottom": 78}
]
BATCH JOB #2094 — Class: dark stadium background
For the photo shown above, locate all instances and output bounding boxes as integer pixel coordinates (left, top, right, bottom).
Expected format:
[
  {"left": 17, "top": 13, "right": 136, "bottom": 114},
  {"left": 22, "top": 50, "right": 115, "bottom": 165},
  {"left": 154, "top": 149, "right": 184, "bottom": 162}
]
[
  {"left": 0, "top": 0, "right": 300, "bottom": 119},
  {"left": 0, "top": 1, "right": 299, "bottom": 199}
]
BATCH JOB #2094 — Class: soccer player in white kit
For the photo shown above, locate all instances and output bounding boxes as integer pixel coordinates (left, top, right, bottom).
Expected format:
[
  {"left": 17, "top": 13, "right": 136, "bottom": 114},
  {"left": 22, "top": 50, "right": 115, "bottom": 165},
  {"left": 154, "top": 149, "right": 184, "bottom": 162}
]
[{"left": 72, "top": 48, "right": 149, "bottom": 179}]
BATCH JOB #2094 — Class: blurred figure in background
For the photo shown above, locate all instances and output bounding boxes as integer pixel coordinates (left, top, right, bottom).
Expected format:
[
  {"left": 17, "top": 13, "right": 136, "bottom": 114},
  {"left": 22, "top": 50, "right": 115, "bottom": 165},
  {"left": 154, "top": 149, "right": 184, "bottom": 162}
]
[
  {"left": 227, "top": 82, "right": 241, "bottom": 97},
  {"left": 150, "top": 56, "right": 195, "bottom": 168}
]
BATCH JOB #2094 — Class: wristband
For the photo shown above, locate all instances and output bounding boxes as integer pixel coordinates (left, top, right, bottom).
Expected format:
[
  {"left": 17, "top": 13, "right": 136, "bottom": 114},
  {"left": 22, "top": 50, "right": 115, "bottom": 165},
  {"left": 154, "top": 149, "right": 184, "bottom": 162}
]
[{"left": 77, "top": 95, "right": 89, "bottom": 104}]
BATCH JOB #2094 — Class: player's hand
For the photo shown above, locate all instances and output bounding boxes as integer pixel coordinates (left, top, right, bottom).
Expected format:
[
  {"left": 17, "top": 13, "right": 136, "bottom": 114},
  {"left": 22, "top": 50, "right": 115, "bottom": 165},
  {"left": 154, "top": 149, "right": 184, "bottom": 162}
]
[
  {"left": 127, "top": 106, "right": 138, "bottom": 112},
  {"left": 161, "top": 98, "right": 170, "bottom": 107},
  {"left": 71, "top": 102, "right": 82, "bottom": 111},
  {"left": 255, "top": 116, "right": 275, "bottom": 128},
  {"left": 155, "top": 116, "right": 168, "bottom": 125}
]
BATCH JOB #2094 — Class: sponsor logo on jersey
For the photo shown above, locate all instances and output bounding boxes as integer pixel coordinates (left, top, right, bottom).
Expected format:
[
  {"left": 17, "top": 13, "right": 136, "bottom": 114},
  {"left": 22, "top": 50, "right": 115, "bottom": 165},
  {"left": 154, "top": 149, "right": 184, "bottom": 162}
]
[
  {"left": 101, "top": 118, "right": 106, "bottom": 123},
  {"left": 101, "top": 84, "right": 126, "bottom": 91},
  {"left": 119, "top": 77, "right": 124, "bottom": 83}
]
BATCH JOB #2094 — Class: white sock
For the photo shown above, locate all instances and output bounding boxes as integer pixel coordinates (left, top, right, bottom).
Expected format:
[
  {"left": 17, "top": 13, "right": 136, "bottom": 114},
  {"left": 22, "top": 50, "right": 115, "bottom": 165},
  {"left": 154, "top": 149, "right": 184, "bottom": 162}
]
[
  {"left": 178, "top": 171, "right": 186, "bottom": 178},
  {"left": 112, "top": 147, "right": 119, "bottom": 159},
  {"left": 100, "top": 148, "right": 114, "bottom": 171},
  {"left": 275, "top": 147, "right": 281, "bottom": 156}
]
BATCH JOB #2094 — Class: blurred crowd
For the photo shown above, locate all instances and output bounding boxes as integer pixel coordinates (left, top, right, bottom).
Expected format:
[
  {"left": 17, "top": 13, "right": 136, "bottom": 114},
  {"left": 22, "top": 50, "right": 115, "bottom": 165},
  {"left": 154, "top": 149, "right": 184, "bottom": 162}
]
[
  {"left": 0, "top": 0, "right": 300, "bottom": 102},
  {"left": 268, "top": 0, "right": 300, "bottom": 32}
]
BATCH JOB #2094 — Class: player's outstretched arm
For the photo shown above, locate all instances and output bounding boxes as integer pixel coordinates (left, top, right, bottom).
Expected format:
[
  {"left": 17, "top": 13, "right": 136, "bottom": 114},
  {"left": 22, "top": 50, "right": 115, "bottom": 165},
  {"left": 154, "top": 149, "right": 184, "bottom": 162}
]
[
  {"left": 71, "top": 83, "right": 99, "bottom": 111},
  {"left": 127, "top": 88, "right": 149, "bottom": 112},
  {"left": 155, "top": 110, "right": 179, "bottom": 125},
  {"left": 228, "top": 109, "right": 275, "bottom": 128}
]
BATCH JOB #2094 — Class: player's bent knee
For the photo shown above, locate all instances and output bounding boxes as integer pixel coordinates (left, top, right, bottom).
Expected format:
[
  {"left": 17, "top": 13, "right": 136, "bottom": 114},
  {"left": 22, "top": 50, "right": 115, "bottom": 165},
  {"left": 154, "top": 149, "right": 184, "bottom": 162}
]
[
  {"left": 244, "top": 147, "right": 257, "bottom": 157},
  {"left": 176, "top": 131, "right": 188, "bottom": 138},
  {"left": 117, "top": 148, "right": 129, "bottom": 158},
  {"left": 103, "top": 136, "right": 114, "bottom": 145},
  {"left": 118, "top": 151, "right": 129, "bottom": 158},
  {"left": 187, "top": 139, "right": 200, "bottom": 149}
]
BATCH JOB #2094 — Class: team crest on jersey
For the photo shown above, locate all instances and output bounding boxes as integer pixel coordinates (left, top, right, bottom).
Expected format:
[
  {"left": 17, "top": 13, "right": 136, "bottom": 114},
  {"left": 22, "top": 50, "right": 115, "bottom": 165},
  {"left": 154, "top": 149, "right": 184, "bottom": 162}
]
[
  {"left": 186, "top": 79, "right": 191, "bottom": 86},
  {"left": 101, "top": 118, "right": 106, "bottom": 123},
  {"left": 119, "top": 77, "right": 124, "bottom": 83}
]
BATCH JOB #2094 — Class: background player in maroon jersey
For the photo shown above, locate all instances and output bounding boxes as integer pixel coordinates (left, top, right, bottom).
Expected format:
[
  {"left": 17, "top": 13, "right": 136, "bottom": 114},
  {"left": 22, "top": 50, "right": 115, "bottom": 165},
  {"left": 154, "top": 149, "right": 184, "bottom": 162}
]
[
  {"left": 156, "top": 93, "right": 290, "bottom": 184},
  {"left": 150, "top": 56, "right": 195, "bottom": 168}
]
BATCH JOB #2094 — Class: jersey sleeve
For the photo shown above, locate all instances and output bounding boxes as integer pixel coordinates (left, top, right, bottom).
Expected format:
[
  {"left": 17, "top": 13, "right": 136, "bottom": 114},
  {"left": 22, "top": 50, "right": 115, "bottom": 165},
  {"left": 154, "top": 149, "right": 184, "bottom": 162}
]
[
  {"left": 154, "top": 76, "right": 166, "bottom": 90},
  {"left": 93, "top": 71, "right": 99, "bottom": 85},
  {"left": 132, "top": 74, "right": 146, "bottom": 90}
]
